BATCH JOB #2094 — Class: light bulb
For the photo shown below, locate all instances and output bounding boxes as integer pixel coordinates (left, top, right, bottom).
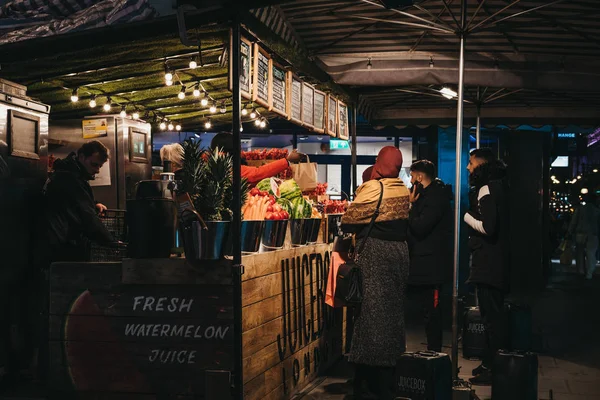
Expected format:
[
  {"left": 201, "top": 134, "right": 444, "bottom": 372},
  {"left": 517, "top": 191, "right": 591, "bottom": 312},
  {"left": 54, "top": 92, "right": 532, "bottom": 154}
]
[
  {"left": 165, "top": 79, "right": 173, "bottom": 86},
  {"left": 89, "top": 96, "right": 96, "bottom": 108},
  {"left": 178, "top": 86, "right": 186, "bottom": 100},
  {"left": 209, "top": 102, "right": 217, "bottom": 113},
  {"left": 120, "top": 106, "right": 127, "bottom": 117},
  {"left": 240, "top": 126, "right": 244, "bottom": 132},
  {"left": 260, "top": 119, "right": 266, "bottom": 128},
  {"left": 193, "top": 85, "right": 200, "bottom": 97},
  {"left": 159, "top": 122, "right": 167, "bottom": 130},
  {"left": 189, "top": 58, "right": 198, "bottom": 69},
  {"left": 168, "top": 123, "right": 174, "bottom": 131},
  {"left": 175, "top": 124, "right": 182, "bottom": 131},
  {"left": 132, "top": 111, "right": 140, "bottom": 120},
  {"left": 204, "top": 120, "right": 212, "bottom": 129},
  {"left": 220, "top": 103, "right": 227, "bottom": 113},
  {"left": 241, "top": 108, "right": 248, "bottom": 116},
  {"left": 70, "top": 88, "right": 79, "bottom": 103},
  {"left": 164, "top": 64, "right": 173, "bottom": 81},
  {"left": 103, "top": 98, "right": 112, "bottom": 112},
  {"left": 255, "top": 118, "right": 261, "bottom": 126},
  {"left": 200, "top": 97, "right": 209, "bottom": 107},
  {"left": 250, "top": 109, "right": 257, "bottom": 119},
  {"left": 440, "top": 87, "right": 458, "bottom": 99}
]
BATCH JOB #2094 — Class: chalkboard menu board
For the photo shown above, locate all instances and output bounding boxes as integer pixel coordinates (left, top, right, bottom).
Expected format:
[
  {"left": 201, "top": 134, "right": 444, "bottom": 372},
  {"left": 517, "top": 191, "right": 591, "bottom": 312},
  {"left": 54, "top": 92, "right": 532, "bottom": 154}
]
[
  {"left": 338, "top": 101, "right": 349, "bottom": 140},
  {"left": 8, "top": 110, "right": 40, "bottom": 160},
  {"left": 289, "top": 77, "right": 302, "bottom": 124},
  {"left": 229, "top": 35, "right": 252, "bottom": 100},
  {"left": 269, "top": 63, "right": 288, "bottom": 118},
  {"left": 302, "top": 83, "right": 314, "bottom": 128},
  {"left": 313, "top": 90, "right": 326, "bottom": 134},
  {"left": 253, "top": 45, "right": 271, "bottom": 108},
  {"left": 326, "top": 95, "right": 337, "bottom": 137}
]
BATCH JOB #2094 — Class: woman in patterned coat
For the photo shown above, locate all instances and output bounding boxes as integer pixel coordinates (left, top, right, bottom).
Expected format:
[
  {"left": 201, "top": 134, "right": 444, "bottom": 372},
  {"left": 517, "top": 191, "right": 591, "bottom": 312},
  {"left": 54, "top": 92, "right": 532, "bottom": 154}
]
[{"left": 341, "top": 146, "right": 410, "bottom": 400}]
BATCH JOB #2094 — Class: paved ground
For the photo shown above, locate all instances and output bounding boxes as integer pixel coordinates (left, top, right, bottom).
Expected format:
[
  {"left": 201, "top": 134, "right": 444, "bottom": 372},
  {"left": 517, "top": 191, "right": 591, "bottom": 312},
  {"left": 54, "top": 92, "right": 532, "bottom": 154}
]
[{"left": 301, "top": 261, "right": 600, "bottom": 400}]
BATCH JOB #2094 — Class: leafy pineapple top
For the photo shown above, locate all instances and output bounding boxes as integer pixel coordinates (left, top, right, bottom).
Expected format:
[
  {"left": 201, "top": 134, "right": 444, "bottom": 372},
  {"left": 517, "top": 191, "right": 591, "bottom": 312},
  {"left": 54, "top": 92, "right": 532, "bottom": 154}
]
[{"left": 179, "top": 140, "right": 248, "bottom": 221}]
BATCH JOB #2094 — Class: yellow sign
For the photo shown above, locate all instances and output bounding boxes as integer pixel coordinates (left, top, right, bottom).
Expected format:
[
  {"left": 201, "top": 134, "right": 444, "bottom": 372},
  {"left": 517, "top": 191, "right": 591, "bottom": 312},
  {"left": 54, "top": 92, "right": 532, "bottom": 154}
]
[{"left": 82, "top": 119, "right": 108, "bottom": 139}]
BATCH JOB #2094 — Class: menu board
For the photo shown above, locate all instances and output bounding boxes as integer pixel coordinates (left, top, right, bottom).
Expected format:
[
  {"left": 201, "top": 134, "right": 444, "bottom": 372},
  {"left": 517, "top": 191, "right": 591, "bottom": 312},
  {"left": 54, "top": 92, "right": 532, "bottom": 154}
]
[
  {"left": 8, "top": 110, "right": 40, "bottom": 160},
  {"left": 253, "top": 45, "right": 271, "bottom": 108},
  {"left": 269, "top": 63, "right": 288, "bottom": 118},
  {"left": 313, "top": 90, "right": 326, "bottom": 134},
  {"left": 338, "top": 101, "right": 349, "bottom": 140},
  {"left": 289, "top": 76, "right": 302, "bottom": 124},
  {"left": 302, "top": 83, "right": 314, "bottom": 128},
  {"left": 228, "top": 33, "right": 252, "bottom": 100},
  {"left": 326, "top": 95, "right": 337, "bottom": 137}
]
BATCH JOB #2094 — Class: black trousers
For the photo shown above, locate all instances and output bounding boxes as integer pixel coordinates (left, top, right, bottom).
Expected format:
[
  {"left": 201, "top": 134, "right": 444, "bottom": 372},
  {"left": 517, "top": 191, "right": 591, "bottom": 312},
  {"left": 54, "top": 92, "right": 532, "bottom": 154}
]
[
  {"left": 476, "top": 283, "right": 507, "bottom": 369},
  {"left": 411, "top": 285, "right": 443, "bottom": 352}
]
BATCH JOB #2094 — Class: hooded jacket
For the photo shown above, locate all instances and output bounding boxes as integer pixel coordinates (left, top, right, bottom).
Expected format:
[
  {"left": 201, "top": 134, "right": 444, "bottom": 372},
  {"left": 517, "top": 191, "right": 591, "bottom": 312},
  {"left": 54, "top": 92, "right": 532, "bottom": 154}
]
[
  {"left": 43, "top": 152, "right": 113, "bottom": 261},
  {"left": 408, "top": 179, "right": 453, "bottom": 285},
  {"left": 464, "top": 161, "right": 510, "bottom": 291}
]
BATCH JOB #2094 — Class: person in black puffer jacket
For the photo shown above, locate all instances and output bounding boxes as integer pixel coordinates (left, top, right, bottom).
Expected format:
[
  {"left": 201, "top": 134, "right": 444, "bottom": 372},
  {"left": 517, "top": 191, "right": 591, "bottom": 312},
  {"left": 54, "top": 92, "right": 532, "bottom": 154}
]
[
  {"left": 408, "top": 160, "right": 453, "bottom": 352},
  {"left": 42, "top": 141, "right": 115, "bottom": 262},
  {"left": 463, "top": 148, "right": 510, "bottom": 385}
]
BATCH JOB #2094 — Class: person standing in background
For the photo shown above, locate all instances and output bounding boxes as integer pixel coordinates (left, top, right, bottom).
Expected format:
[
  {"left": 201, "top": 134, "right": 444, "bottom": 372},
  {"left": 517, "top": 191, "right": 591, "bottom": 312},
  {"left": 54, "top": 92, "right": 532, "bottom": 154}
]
[
  {"left": 407, "top": 160, "right": 453, "bottom": 353},
  {"left": 463, "top": 148, "right": 510, "bottom": 385},
  {"left": 568, "top": 192, "right": 600, "bottom": 280}
]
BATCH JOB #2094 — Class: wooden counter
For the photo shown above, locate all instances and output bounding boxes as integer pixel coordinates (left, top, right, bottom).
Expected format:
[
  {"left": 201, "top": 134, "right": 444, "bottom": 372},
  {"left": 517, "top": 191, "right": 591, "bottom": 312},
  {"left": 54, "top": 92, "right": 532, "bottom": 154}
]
[{"left": 47, "top": 244, "right": 344, "bottom": 400}]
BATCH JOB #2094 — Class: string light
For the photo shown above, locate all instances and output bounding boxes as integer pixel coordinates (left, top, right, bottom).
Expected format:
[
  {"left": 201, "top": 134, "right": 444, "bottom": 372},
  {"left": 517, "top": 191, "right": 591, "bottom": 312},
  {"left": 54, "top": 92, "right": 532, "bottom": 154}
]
[
  {"left": 103, "top": 97, "right": 112, "bottom": 112},
  {"left": 166, "top": 79, "right": 173, "bottom": 87},
  {"left": 429, "top": 56, "right": 434, "bottom": 68},
  {"left": 189, "top": 57, "right": 198, "bottom": 69},
  {"left": 204, "top": 119, "right": 212, "bottom": 129},
  {"left": 250, "top": 109, "right": 257, "bottom": 119},
  {"left": 70, "top": 88, "right": 79, "bottom": 103},
  {"left": 175, "top": 123, "right": 182, "bottom": 131},
  {"left": 193, "top": 83, "right": 201, "bottom": 97},
  {"left": 164, "top": 63, "right": 173, "bottom": 82},
  {"left": 241, "top": 104, "right": 248, "bottom": 116},
  {"left": 209, "top": 101, "right": 217, "bottom": 113},
  {"left": 159, "top": 121, "right": 167, "bottom": 130},
  {"left": 168, "top": 122, "right": 174, "bottom": 131},
  {"left": 178, "top": 86, "right": 186, "bottom": 100},
  {"left": 89, "top": 95, "right": 97, "bottom": 108},
  {"left": 132, "top": 111, "right": 140, "bottom": 120},
  {"left": 260, "top": 118, "right": 267, "bottom": 128},
  {"left": 220, "top": 102, "right": 227, "bottom": 113},
  {"left": 367, "top": 57, "right": 372, "bottom": 70},
  {"left": 254, "top": 118, "right": 261, "bottom": 127},
  {"left": 120, "top": 105, "right": 127, "bottom": 117},
  {"left": 200, "top": 92, "right": 209, "bottom": 107}
]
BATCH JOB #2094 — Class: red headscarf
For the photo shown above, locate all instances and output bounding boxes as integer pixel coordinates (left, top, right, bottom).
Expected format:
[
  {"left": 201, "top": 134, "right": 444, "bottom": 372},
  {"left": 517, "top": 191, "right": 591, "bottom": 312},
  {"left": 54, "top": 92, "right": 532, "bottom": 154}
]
[
  {"left": 371, "top": 146, "right": 403, "bottom": 180},
  {"left": 362, "top": 166, "right": 374, "bottom": 183}
]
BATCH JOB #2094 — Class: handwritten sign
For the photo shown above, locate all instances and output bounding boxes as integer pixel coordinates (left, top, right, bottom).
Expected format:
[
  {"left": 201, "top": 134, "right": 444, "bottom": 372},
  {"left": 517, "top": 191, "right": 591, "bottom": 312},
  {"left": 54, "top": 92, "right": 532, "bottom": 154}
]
[
  {"left": 338, "top": 101, "right": 349, "bottom": 140},
  {"left": 302, "top": 83, "right": 314, "bottom": 128},
  {"left": 326, "top": 95, "right": 337, "bottom": 137},
  {"left": 253, "top": 45, "right": 271, "bottom": 108},
  {"left": 270, "top": 63, "right": 288, "bottom": 118},
  {"left": 313, "top": 90, "right": 326, "bottom": 134},
  {"left": 229, "top": 34, "right": 253, "bottom": 99},
  {"left": 290, "top": 77, "right": 302, "bottom": 124}
]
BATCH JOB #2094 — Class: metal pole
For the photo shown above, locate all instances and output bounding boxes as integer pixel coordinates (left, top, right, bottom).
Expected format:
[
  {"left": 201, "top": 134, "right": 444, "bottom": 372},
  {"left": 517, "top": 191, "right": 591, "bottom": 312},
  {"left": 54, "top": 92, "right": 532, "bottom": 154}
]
[
  {"left": 231, "top": 18, "right": 244, "bottom": 400},
  {"left": 351, "top": 101, "right": 358, "bottom": 193},
  {"left": 476, "top": 88, "right": 481, "bottom": 149},
  {"left": 452, "top": 0, "right": 467, "bottom": 381}
]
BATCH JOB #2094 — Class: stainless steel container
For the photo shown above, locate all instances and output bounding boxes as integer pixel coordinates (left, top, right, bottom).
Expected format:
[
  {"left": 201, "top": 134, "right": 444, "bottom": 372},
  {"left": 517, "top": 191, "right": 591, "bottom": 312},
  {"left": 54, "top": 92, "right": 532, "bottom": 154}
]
[
  {"left": 305, "top": 218, "right": 322, "bottom": 244},
  {"left": 225, "top": 220, "right": 265, "bottom": 255},
  {"left": 261, "top": 219, "right": 289, "bottom": 250},
  {"left": 290, "top": 219, "right": 308, "bottom": 246},
  {"left": 180, "top": 210, "right": 230, "bottom": 261}
]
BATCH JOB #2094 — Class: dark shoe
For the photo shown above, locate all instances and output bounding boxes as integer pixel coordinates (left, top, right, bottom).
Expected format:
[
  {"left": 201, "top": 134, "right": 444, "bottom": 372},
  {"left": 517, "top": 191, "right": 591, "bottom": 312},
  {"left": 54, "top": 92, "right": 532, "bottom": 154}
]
[
  {"left": 469, "top": 369, "right": 492, "bottom": 385},
  {"left": 472, "top": 363, "right": 486, "bottom": 376}
]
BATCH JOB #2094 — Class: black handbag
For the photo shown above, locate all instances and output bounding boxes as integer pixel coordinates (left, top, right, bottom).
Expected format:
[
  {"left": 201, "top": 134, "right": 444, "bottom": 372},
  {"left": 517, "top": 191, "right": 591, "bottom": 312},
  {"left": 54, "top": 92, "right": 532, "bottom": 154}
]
[{"left": 335, "top": 181, "right": 384, "bottom": 306}]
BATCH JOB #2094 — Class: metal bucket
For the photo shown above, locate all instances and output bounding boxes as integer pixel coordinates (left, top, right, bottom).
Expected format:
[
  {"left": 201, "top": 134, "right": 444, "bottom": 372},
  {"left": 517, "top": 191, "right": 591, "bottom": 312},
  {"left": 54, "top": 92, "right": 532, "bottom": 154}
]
[
  {"left": 305, "top": 218, "right": 322, "bottom": 244},
  {"left": 180, "top": 214, "right": 230, "bottom": 261},
  {"left": 261, "top": 219, "right": 289, "bottom": 250},
  {"left": 290, "top": 219, "right": 308, "bottom": 246},
  {"left": 326, "top": 213, "right": 344, "bottom": 243},
  {"left": 225, "top": 220, "right": 265, "bottom": 255}
]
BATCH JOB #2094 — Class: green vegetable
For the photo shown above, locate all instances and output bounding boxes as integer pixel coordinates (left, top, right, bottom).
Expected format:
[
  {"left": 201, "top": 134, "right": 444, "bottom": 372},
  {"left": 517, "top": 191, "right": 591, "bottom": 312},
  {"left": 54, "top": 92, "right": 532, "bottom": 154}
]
[{"left": 279, "top": 179, "right": 302, "bottom": 200}]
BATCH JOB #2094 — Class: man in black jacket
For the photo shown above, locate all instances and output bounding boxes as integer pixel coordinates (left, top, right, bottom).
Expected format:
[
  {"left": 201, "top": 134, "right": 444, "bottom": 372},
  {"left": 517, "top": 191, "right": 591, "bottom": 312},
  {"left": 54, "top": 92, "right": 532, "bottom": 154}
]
[
  {"left": 43, "top": 141, "right": 114, "bottom": 262},
  {"left": 464, "top": 148, "right": 510, "bottom": 385},
  {"left": 408, "top": 160, "right": 453, "bottom": 352}
]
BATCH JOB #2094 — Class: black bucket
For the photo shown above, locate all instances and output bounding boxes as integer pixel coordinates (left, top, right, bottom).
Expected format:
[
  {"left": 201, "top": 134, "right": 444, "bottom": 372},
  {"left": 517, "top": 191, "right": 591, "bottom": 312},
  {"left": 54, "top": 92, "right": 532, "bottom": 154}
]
[
  {"left": 326, "top": 214, "right": 344, "bottom": 243},
  {"left": 225, "top": 220, "right": 265, "bottom": 255},
  {"left": 290, "top": 219, "right": 308, "bottom": 246},
  {"left": 305, "top": 218, "right": 322, "bottom": 243},
  {"left": 261, "top": 219, "right": 289, "bottom": 250},
  {"left": 126, "top": 199, "right": 177, "bottom": 259}
]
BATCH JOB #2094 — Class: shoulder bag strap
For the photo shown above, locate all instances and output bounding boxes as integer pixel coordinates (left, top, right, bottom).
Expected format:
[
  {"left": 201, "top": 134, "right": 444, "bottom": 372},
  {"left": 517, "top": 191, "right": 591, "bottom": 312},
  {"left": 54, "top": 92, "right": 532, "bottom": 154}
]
[{"left": 355, "top": 180, "right": 384, "bottom": 259}]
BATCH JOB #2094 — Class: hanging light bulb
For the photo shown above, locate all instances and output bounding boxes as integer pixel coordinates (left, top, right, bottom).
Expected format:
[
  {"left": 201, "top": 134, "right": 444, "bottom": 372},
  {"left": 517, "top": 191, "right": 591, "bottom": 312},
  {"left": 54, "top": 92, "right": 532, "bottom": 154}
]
[
  {"left": 89, "top": 95, "right": 97, "bottom": 108},
  {"left": 260, "top": 118, "right": 267, "bottom": 128},
  {"left": 220, "top": 102, "right": 227, "bottom": 113},
  {"left": 159, "top": 121, "right": 167, "bottom": 130},
  {"left": 132, "top": 111, "right": 140, "bottom": 120},
  {"left": 241, "top": 107, "right": 248, "bottom": 116},
  {"left": 168, "top": 122, "right": 174, "bottom": 131},
  {"left": 367, "top": 57, "right": 372, "bottom": 70},
  {"left": 164, "top": 63, "right": 173, "bottom": 81},
  {"left": 175, "top": 124, "right": 182, "bottom": 131},
  {"left": 250, "top": 109, "right": 257, "bottom": 119},
  {"left": 204, "top": 119, "right": 212, "bottom": 129},
  {"left": 200, "top": 93, "right": 209, "bottom": 107},
  {"left": 254, "top": 118, "right": 261, "bottom": 127},
  {"left": 120, "top": 105, "right": 127, "bottom": 118},
  {"left": 209, "top": 101, "right": 217, "bottom": 113},
  {"left": 189, "top": 57, "right": 198, "bottom": 69},
  {"left": 193, "top": 83, "right": 201, "bottom": 97},
  {"left": 240, "top": 126, "right": 244, "bottom": 132},
  {"left": 70, "top": 88, "right": 79, "bottom": 103},
  {"left": 166, "top": 79, "right": 173, "bottom": 87},
  {"left": 178, "top": 86, "right": 186, "bottom": 100},
  {"left": 103, "top": 97, "right": 112, "bottom": 112}
]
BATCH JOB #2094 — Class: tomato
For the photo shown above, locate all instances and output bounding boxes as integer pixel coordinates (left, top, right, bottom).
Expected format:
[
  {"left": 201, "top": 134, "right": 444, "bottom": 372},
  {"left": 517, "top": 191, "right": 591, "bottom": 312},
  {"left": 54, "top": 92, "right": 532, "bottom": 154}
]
[
  {"left": 267, "top": 205, "right": 273, "bottom": 212},
  {"left": 274, "top": 204, "right": 281, "bottom": 212},
  {"left": 266, "top": 212, "right": 273, "bottom": 220},
  {"left": 250, "top": 188, "right": 259, "bottom": 196}
]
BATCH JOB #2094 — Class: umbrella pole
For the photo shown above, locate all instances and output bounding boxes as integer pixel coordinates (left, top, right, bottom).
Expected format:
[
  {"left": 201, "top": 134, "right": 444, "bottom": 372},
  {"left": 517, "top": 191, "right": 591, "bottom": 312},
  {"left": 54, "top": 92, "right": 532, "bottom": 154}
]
[{"left": 451, "top": 0, "right": 467, "bottom": 381}]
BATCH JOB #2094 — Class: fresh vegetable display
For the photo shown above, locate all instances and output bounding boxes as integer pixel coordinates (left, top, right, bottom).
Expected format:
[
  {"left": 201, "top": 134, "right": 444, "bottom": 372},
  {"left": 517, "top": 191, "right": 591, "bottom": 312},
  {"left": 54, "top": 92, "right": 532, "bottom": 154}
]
[
  {"left": 279, "top": 179, "right": 302, "bottom": 200},
  {"left": 256, "top": 177, "right": 282, "bottom": 197},
  {"left": 241, "top": 148, "right": 289, "bottom": 160},
  {"left": 323, "top": 199, "right": 349, "bottom": 214},
  {"left": 305, "top": 183, "right": 328, "bottom": 196},
  {"left": 242, "top": 188, "right": 289, "bottom": 220},
  {"left": 254, "top": 178, "right": 313, "bottom": 219}
]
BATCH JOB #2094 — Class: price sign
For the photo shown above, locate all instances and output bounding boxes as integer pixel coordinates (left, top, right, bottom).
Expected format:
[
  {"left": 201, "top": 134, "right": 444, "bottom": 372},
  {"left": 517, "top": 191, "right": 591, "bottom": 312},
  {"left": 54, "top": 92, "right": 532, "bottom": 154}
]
[
  {"left": 269, "top": 63, "right": 288, "bottom": 118},
  {"left": 338, "top": 101, "right": 349, "bottom": 140},
  {"left": 228, "top": 33, "right": 252, "bottom": 100},
  {"left": 326, "top": 95, "right": 337, "bottom": 137},
  {"left": 313, "top": 90, "right": 326, "bottom": 134},
  {"left": 289, "top": 76, "right": 303, "bottom": 125},
  {"left": 302, "top": 83, "right": 314, "bottom": 129},
  {"left": 253, "top": 45, "right": 271, "bottom": 108}
]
